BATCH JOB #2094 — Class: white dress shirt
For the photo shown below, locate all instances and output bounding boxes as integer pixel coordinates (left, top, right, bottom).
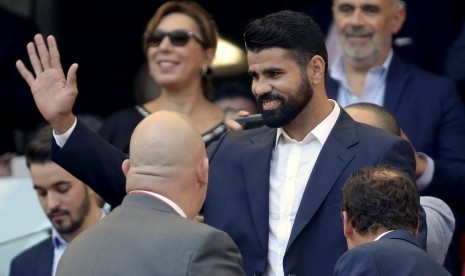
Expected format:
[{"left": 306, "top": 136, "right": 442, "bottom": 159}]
[{"left": 266, "top": 101, "right": 340, "bottom": 276}]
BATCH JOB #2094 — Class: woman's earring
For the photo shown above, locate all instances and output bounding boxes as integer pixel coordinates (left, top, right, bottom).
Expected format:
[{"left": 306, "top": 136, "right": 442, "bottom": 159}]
[{"left": 201, "top": 67, "right": 208, "bottom": 77}]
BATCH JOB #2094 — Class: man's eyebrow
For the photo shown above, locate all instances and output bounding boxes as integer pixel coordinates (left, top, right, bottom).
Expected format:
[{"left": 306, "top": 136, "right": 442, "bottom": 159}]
[
  {"left": 337, "top": 3, "right": 354, "bottom": 9},
  {"left": 361, "top": 4, "right": 381, "bottom": 11},
  {"left": 33, "top": 180, "right": 70, "bottom": 190},
  {"left": 262, "top": 67, "right": 283, "bottom": 74},
  {"left": 248, "top": 70, "right": 258, "bottom": 77}
]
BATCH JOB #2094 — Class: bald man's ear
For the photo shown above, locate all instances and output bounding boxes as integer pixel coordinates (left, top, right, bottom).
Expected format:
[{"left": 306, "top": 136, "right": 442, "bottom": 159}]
[
  {"left": 122, "top": 159, "right": 131, "bottom": 177},
  {"left": 196, "top": 158, "right": 209, "bottom": 187}
]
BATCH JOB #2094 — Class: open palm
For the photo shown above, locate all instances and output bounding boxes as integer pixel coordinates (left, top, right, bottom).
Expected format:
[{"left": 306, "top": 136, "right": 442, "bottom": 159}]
[{"left": 16, "top": 34, "right": 78, "bottom": 132}]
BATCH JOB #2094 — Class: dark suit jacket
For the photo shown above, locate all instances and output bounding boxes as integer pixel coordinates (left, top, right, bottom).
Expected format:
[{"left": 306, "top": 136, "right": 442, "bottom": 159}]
[
  {"left": 327, "top": 54, "right": 465, "bottom": 210},
  {"left": 9, "top": 237, "right": 53, "bottom": 276},
  {"left": 51, "top": 109, "right": 418, "bottom": 276},
  {"left": 56, "top": 194, "right": 244, "bottom": 276},
  {"left": 334, "top": 230, "right": 451, "bottom": 276},
  {"left": 203, "top": 109, "right": 416, "bottom": 275}
]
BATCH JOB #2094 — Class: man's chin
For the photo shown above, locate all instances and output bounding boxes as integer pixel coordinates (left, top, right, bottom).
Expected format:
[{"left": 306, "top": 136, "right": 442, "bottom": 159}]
[
  {"left": 263, "top": 114, "right": 291, "bottom": 128},
  {"left": 53, "top": 221, "right": 72, "bottom": 232}
]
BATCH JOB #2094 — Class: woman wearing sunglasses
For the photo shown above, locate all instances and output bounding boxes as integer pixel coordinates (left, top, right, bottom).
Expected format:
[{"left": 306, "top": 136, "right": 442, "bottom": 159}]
[{"left": 98, "top": 1, "right": 226, "bottom": 153}]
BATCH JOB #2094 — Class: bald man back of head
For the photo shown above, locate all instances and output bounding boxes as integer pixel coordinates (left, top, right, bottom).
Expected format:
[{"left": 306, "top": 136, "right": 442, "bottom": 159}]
[
  {"left": 57, "top": 110, "right": 245, "bottom": 275},
  {"left": 122, "top": 110, "right": 209, "bottom": 219},
  {"left": 345, "top": 102, "right": 400, "bottom": 136}
]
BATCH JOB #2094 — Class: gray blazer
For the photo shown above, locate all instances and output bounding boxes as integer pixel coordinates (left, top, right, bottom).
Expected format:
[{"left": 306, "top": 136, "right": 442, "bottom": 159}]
[{"left": 56, "top": 193, "right": 245, "bottom": 276}]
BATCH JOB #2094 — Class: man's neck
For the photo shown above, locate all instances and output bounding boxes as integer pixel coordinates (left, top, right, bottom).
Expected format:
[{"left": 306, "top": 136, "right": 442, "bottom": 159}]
[
  {"left": 342, "top": 50, "right": 392, "bottom": 96},
  {"left": 350, "top": 228, "right": 391, "bottom": 249},
  {"left": 283, "top": 98, "right": 333, "bottom": 141}
]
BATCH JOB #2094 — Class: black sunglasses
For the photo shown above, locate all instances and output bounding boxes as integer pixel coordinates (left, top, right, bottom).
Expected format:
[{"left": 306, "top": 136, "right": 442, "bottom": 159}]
[{"left": 146, "top": 30, "right": 206, "bottom": 48}]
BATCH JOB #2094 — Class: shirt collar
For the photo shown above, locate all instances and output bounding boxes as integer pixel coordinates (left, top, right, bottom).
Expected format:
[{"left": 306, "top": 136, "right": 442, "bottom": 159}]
[
  {"left": 129, "top": 190, "right": 187, "bottom": 218},
  {"left": 374, "top": 230, "right": 394, "bottom": 241},
  {"left": 330, "top": 50, "right": 394, "bottom": 82},
  {"left": 51, "top": 228, "right": 68, "bottom": 249},
  {"left": 275, "top": 99, "right": 340, "bottom": 148}
]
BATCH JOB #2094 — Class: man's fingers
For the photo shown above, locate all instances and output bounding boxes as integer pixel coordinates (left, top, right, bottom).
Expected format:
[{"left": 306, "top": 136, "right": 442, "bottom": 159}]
[
  {"left": 34, "top": 33, "right": 51, "bottom": 70},
  {"left": 47, "top": 35, "right": 64, "bottom": 71},
  {"left": 66, "top": 63, "right": 79, "bottom": 89},
  {"left": 16, "top": 60, "right": 35, "bottom": 87},
  {"left": 235, "top": 110, "right": 250, "bottom": 119},
  {"left": 26, "top": 41, "right": 43, "bottom": 76},
  {"left": 226, "top": 119, "right": 244, "bottom": 131}
]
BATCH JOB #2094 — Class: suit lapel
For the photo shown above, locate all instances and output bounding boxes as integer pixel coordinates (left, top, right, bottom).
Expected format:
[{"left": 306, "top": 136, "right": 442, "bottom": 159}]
[
  {"left": 36, "top": 238, "right": 54, "bottom": 276},
  {"left": 384, "top": 55, "right": 410, "bottom": 114},
  {"left": 288, "top": 110, "right": 357, "bottom": 247},
  {"left": 326, "top": 55, "right": 410, "bottom": 115},
  {"left": 242, "top": 128, "right": 276, "bottom": 252}
]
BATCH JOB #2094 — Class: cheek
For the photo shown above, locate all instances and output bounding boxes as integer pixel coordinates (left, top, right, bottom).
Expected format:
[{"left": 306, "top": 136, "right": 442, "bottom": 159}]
[
  {"left": 251, "top": 81, "right": 257, "bottom": 93},
  {"left": 181, "top": 47, "right": 206, "bottom": 69},
  {"left": 146, "top": 50, "right": 157, "bottom": 68},
  {"left": 38, "top": 198, "right": 48, "bottom": 210},
  {"left": 273, "top": 78, "right": 294, "bottom": 91}
]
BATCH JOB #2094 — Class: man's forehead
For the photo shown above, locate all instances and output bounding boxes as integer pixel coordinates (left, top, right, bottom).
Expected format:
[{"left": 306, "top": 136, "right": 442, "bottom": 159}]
[
  {"left": 333, "top": 0, "right": 391, "bottom": 6},
  {"left": 246, "top": 48, "right": 293, "bottom": 70}
]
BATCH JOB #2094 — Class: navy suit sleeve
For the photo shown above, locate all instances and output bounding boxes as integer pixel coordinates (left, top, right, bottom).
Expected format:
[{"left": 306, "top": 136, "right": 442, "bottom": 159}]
[
  {"left": 422, "top": 79, "right": 465, "bottom": 209},
  {"left": 444, "top": 21, "right": 465, "bottom": 94},
  {"left": 334, "top": 249, "right": 379, "bottom": 276},
  {"left": 51, "top": 119, "right": 127, "bottom": 207}
]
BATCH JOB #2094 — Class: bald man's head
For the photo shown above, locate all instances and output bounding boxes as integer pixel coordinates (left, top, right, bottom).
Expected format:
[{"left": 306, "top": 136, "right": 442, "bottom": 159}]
[
  {"left": 345, "top": 103, "right": 400, "bottom": 136},
  {"left": 123, "top": 111, "right": 208, "bottom": 219},
  {"left": 129, "top": 110, "right": 205, "bottom": 169}
]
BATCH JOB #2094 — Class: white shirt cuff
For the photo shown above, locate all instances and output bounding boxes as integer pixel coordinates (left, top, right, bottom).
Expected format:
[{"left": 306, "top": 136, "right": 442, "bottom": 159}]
[
  {"left": 53, "top": 118, "right": 77, "bottom": 148},
  {"left": 416, "top": 152, "right": 434, "bottom": 191}
]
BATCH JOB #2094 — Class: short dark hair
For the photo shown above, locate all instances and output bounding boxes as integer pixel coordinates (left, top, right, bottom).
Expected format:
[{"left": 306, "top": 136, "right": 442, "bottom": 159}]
[
  {"left": 25, "top": 125, "right": 54, "bottom": 167},
  {"left": 342, "top": 166, "right": 419, "bottom": 236},
  {"left": 243, "top": 10, "right": 328, "bottom": 75},
  {"left": 345, "top": 102, "right": 401, "bottom": 136}
]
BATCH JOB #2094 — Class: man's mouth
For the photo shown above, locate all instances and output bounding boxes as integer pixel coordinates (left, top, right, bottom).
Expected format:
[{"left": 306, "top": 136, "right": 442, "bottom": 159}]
[
  {"left": 262, "top": 99, "right": 281, "bottom": 110},
  {"left": 49, "top": 211, "right": 68, "bottom": 220}
]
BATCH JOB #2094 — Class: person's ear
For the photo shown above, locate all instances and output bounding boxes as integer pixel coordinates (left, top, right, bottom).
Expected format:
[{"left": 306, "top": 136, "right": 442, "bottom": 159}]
[
  {"left": 122, "top": 159, "right": 131, "bottom": 177},
  {"left": 307, "top": 55, "right": 325, "bottom": 86},
  {"left": 343, "top": 211, "right": 354, "bottom": 238},
  {"left": 391, "top": 2, "right": 406, "bottom": 34},
  {"left": 196, "top": 157, "right": 209, "bottom": 187},
  {"left": 203, "top": 48, "right": 215, "bottom": 67}
]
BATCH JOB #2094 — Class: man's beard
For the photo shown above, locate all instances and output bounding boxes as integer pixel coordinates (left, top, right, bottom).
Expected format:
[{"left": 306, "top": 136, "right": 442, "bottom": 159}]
[
  {"left": 48, "top": 191, "right": 91, "bottom": 235},
  {"left": 257, "top": 73, "right": 313, "bottom": 128}
]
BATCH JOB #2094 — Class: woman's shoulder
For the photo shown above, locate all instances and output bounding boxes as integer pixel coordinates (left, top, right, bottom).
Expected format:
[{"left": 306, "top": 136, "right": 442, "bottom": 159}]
[
  {"left": 98, "top": 106, "right": 146, "bottom": 152},
  {"left": 104, "top": 106, "right": 146, "bottom": 123}
]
